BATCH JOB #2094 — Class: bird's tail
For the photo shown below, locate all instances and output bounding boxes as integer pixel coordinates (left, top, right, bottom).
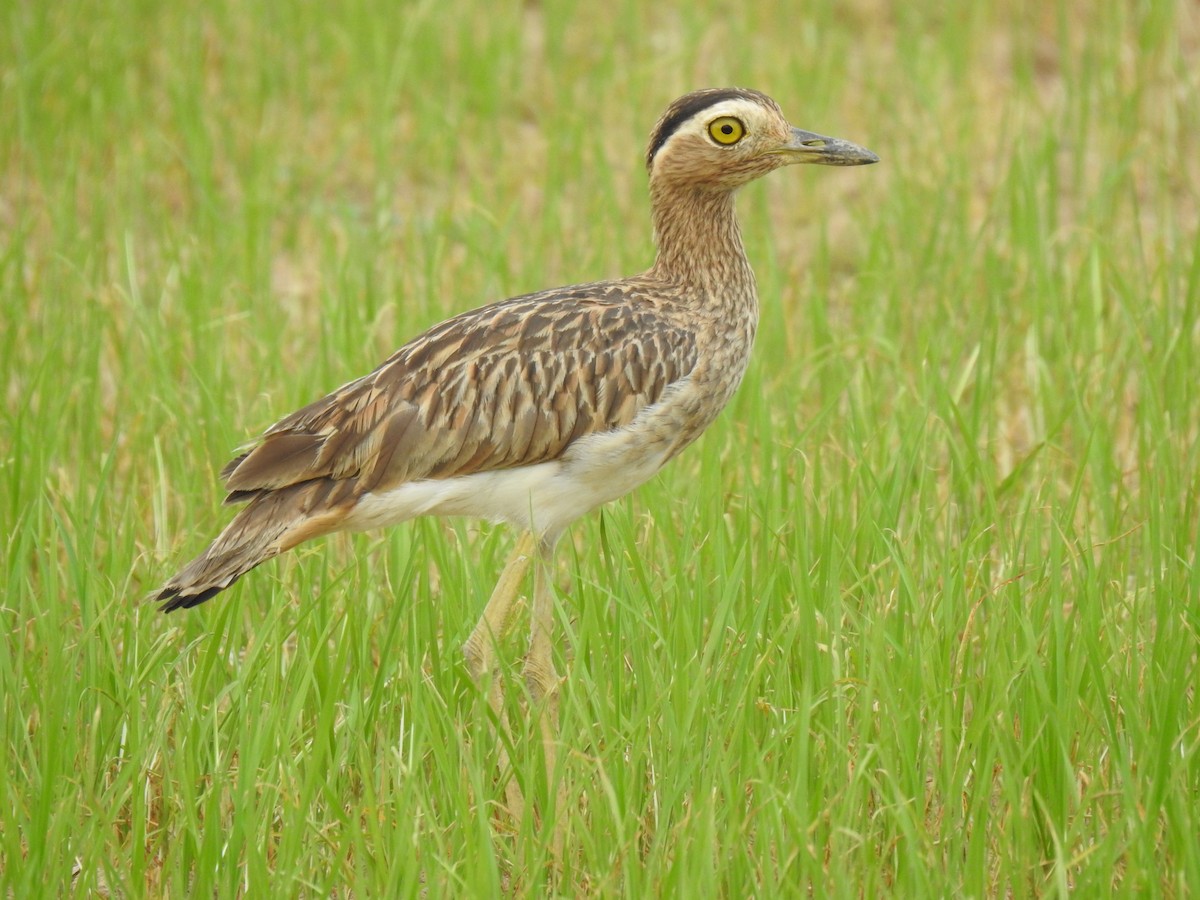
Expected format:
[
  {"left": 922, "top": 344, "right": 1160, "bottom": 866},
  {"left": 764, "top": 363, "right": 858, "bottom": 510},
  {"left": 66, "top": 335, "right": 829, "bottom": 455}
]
[{"left": 154, "top": 480, "right": 352, "bottom": 611}]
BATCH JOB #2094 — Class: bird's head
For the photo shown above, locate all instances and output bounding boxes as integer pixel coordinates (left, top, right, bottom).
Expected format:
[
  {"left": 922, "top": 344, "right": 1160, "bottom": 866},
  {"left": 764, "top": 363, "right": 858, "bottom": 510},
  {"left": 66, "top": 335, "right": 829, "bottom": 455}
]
[{"left": 646, "top": 88, "right": 878, "bottom": 191}]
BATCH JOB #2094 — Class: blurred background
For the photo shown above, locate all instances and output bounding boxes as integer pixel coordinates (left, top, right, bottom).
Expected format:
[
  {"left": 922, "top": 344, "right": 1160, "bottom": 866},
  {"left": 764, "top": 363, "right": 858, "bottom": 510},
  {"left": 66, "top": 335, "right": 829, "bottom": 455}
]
[{"left": 3, "top": 0, "right": 1198, "bottom": 895}]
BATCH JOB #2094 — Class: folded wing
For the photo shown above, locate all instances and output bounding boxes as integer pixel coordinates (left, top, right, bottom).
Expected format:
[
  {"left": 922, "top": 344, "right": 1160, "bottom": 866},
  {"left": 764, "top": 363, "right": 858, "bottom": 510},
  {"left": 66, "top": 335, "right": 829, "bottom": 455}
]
[{"left": 221, "top": 283, "right": 700, "bottom": 503}]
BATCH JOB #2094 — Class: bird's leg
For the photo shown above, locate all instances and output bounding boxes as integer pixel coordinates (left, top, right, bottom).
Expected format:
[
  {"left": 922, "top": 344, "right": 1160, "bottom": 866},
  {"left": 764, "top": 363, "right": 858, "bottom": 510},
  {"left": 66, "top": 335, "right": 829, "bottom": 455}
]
[
  {"left": 463, "top": 531, "right": 536, "bottom": 820},
  {"left": 524, "top": 543, "right": 566, "bottom": 859},
  {"left": 523, "top": 548, "right": 560, "bottom": 711},
  {"left": 463, "top": 531, "right": 536, "bottom": 680}
]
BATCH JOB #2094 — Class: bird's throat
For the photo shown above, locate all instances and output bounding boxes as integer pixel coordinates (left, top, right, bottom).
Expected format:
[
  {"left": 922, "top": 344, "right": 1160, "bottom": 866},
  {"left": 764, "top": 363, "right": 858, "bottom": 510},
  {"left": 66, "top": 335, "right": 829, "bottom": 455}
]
[{"left": 648, "top": 185, "right": 755, "bottom": 300}]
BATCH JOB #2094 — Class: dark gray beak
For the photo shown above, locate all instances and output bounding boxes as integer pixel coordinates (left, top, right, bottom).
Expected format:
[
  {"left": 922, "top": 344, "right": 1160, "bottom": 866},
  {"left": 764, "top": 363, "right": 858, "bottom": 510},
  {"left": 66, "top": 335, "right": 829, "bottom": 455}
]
[{"left": 773, "top": 126, "right": 879, "bottom": 166}]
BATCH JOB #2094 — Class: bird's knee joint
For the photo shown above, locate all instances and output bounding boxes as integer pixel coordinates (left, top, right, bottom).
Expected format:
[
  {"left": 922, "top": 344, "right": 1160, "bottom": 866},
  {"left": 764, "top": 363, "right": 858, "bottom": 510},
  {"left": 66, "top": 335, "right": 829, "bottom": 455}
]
[
  {"left": 462, "top": 637, "right": 493, "bottom": 682},
  {"left": 523, "top": 661, "right": 559, "bottom": 705}
]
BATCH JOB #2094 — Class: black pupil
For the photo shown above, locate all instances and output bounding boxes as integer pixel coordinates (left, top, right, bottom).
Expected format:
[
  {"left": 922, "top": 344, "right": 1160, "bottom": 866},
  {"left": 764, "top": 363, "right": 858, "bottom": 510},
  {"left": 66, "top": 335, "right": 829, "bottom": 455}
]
[{"left": 721, "top": 124, "right": 733, "bottom": 134}]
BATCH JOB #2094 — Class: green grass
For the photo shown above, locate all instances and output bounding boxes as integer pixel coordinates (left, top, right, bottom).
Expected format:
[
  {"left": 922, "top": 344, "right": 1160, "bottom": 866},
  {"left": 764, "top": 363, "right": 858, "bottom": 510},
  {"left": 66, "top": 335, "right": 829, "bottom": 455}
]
[{"left": 3, "top": 0, "right": 1199, "bottom": 895}]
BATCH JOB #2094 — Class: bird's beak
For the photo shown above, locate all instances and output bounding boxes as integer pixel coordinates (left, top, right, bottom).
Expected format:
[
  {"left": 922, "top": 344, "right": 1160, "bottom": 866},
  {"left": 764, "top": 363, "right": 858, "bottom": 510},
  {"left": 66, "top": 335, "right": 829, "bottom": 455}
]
[{"left": 771, "top": 127, "right": 879, "bottom": 166}]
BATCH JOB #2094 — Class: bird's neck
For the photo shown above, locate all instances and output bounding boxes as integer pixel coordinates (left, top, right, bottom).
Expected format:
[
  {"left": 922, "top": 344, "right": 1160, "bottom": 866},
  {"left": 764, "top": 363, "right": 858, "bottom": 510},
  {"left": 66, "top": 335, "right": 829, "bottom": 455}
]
[{"left": 647, "top": 183, "right": 756, "bottom": 301}]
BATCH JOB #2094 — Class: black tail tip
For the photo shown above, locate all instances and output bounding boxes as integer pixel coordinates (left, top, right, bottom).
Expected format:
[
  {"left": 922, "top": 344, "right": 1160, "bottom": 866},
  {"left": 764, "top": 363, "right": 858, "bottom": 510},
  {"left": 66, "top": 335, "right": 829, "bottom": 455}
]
[{"left": 155, "top": 584, "right": 225, "bottom": 612}]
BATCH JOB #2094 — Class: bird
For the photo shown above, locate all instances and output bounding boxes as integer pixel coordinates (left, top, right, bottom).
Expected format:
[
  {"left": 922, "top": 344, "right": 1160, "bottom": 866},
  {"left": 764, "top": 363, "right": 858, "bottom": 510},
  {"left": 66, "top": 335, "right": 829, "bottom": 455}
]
[{"left": 155, "top": 87, "right": 877, "bottom": 730}]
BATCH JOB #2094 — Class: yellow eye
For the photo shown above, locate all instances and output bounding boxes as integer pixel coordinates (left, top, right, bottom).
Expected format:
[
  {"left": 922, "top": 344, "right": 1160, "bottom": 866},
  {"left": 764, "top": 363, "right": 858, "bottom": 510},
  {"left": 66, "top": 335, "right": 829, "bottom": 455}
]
[{"left": 708, "top": 116, "right": 745, "bottom": 146}]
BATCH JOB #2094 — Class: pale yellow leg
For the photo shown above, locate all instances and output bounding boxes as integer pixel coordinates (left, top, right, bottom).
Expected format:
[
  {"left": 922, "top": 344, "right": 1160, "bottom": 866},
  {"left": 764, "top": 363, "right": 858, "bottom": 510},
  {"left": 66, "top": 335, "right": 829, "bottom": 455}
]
[
  {"left": 463, "top": 531, "right": 536, "bottom": 679},
  {"left": 463, "top": 532, "right": 536, "bottom": 822},
  {"left": 523, "top": 549, "right": 566, "bottom": 861},
  {"left": 522, "top": 553, "right": 560, "bottom": 706}
]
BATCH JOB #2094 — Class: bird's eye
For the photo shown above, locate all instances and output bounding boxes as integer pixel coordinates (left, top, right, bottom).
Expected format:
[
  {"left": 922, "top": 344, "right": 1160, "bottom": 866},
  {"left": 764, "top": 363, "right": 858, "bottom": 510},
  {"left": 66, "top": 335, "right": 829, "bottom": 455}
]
[{"left": 707, "top": 116, "right": 745, "bottom": 146}]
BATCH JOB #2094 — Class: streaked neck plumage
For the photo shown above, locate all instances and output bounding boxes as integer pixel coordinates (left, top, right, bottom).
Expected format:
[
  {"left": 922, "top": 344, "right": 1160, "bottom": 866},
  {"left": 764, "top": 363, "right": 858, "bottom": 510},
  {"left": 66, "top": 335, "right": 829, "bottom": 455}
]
[{"left": 647, "top": 182, "right": 758, "bottom": 311}]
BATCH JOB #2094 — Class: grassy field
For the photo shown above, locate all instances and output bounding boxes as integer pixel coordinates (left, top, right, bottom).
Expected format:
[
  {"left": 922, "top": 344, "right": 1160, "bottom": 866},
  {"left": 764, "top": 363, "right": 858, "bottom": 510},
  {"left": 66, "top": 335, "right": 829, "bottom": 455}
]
[{"left": 3, "top": 0, "right": 1199, "bottom": 895}]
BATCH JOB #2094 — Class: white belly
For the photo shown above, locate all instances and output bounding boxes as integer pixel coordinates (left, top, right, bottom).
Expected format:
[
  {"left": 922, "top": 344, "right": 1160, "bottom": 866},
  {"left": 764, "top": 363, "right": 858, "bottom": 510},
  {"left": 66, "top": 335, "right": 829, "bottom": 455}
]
[{"left": 344, "top": 387, "right": 693, "bottom": 544}]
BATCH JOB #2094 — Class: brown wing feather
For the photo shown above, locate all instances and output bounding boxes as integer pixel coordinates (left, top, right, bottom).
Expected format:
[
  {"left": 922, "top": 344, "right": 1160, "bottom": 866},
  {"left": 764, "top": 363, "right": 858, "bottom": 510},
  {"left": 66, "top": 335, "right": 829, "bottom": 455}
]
[{"left": 221, "top": 281, "right": 698, "bottom": 502}]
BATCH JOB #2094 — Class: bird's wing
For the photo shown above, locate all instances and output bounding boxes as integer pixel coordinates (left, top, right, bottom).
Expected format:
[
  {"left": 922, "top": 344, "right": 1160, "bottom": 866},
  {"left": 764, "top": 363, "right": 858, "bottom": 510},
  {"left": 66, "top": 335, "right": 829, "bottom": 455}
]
[{"left": 219, "top": 282, "right": 699, "bottom": 501}]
